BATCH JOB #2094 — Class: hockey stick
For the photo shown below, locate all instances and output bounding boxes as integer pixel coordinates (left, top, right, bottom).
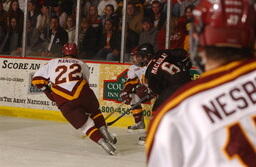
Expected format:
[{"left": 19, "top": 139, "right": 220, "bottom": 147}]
[
  {"left": 107, "top": 94, "right": 152, "bottom": 126},
  {"left": 104, "top": 102, "right": 126, "bottom": 121}
]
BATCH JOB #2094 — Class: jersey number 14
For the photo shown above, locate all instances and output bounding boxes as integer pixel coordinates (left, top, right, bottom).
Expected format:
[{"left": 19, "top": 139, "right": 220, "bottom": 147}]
[{"left": 223, "top": 115, "right": 256, "bottom": 167}]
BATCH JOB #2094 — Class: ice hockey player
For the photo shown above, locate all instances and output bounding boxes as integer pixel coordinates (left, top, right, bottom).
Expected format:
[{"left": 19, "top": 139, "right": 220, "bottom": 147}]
[
  {"left": 32, "top": 43, "right": 117, "bottom": 155},
  {"left": 120, "top": 43, "right": 155, "bottom": 132},
  {"left": 146, "top": 48, "right": 192, "bottom": 111},
  {"left": 137, "top": 48, "right": 192, "bottom": 145},
  {"left": 146, "top": 0, "right": 256, "bottom": 166}
]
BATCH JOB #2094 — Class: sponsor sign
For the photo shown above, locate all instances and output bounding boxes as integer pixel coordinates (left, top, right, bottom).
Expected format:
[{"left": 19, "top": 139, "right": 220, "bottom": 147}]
[
  {"left": 0, "top": 57, "right": 153, "bottom": 127},
  {"left": 0, "top": 58, "right": 99, "bottom": 111},
  {"left": 0, "top": 58, "right": 199, "bottom": 127},
  {"left": 103, "top": 69, "right": 128, "bottom": 102}
]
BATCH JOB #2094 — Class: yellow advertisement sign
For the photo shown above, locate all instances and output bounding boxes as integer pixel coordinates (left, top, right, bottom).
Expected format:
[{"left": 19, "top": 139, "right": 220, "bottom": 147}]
[{"left": 98, "top": 64, "right": 153, "bottom": 127}]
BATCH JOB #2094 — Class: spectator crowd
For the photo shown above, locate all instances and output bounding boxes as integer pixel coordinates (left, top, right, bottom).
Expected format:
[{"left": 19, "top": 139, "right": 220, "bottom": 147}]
[{"left": 0, "top": 0, "right": 197, "bottom": 62}]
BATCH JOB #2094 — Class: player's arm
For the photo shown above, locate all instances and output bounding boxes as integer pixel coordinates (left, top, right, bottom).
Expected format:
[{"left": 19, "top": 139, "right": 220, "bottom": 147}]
[
  {"left": 120, "top": 77, "right": 140, "bottom": 104},
  {"left": 134, "top": 83, "right": 156, "bottom": 102},
  {"left": 147, "top": 115, "right": 183, "bottom": 167},
  {"left": 31, "top": 63, "right": 55, "bottom": 101},
  {"left": 32, "top": 63, "right": 50, "bottom": 89}
]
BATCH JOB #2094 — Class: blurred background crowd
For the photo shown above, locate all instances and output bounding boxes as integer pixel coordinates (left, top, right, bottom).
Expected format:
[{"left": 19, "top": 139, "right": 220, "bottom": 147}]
[{"left": 0, "top": 0, "right": 198, "bottom": 62}]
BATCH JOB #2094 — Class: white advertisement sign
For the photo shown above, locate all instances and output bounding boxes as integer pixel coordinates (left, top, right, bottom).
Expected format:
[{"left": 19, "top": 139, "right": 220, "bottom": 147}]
[{"left": 0, "top": 58, "right": 99, "bottom": 111}]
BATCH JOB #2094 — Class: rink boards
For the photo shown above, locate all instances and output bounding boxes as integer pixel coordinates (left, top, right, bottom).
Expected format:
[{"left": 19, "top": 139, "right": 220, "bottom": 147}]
[
  {"left": 0, "top": 56, "right": 200, "bottom": 127},
  {"left": 0, "top": 56, "right": 153, "bottom": 127}
]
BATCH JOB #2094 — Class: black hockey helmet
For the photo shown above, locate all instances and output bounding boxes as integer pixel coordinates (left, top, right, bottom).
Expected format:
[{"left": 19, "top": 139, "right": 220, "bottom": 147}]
[
  {"left": 131, "top": 43, "right": 155, "bottom": 66},
  {"left": 145, "top": 48, "right": 192, "bottom": 95}
]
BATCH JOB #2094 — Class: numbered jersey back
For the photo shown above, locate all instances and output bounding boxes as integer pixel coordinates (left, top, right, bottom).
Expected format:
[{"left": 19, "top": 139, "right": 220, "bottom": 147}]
[
  {"left": 145, "top": 49, "right": 191, "bottom": 95},
  {"left": 34, "top": 58, "right": 90, "bottom": 92},
  {"left": 170, "top": 69, "right": 256, "bottom": 166},
  {"left": 148, "top": 59, "right": 256, "bottom": 167}
]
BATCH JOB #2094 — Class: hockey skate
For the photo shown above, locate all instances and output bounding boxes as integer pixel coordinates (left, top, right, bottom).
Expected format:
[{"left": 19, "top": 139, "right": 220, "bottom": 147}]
[
  {"left": 97, "top": 138, "right": 116, "bottom": 155},
  {"left": 138, "top": 135, "right": 146, "bottom": 145},
  {"left": 127, "top": 120, "right": 145, "bottom": 133},
  {"left": 99, "top": 126, "right": 117, "bottom": 144}
]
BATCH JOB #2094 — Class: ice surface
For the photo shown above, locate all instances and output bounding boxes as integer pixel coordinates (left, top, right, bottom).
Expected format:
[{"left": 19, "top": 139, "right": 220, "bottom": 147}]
[{"left": 0, "top": 116, "right": 146, "bottom": 167}]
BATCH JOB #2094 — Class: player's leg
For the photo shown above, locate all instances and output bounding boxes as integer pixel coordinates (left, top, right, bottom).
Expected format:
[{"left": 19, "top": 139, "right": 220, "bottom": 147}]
[
  {"left": 82, "top": 85, "right": 117, "bottom": 144},
  {"left": 128, "top": 94, "right": 145, "bottom": 132},
  {"left": 79, "top": 116, "right": 116, "bottom": 155},
  {"left": 91, "top": 108, "right": 117, "bottom": 144},
  {"left": 59, "top": 101, "right": 116, "bottom": 155},
  {"left": 128, "top": 105, "right": 145, "bottom": 131}
]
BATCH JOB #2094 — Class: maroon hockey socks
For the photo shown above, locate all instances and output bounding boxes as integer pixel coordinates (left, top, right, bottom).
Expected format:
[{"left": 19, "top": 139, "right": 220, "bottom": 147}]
[
  {"left": 91, "top": 110, "right": 106, "bottom": 128},
  {"left": 86, "top": 126, "right": 102, "bottom": 143},
  {"left": 131, "top": 109, "right": 144, "bottom": 123}
]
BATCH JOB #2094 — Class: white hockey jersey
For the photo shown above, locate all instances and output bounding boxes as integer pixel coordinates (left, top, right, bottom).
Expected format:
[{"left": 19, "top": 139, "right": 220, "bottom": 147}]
[
  {"left": 32, "top": 58, "right": 90, "bottom": 101},
  {"left": 127, "top": 64, "right": 147, "bottom": 85},
  {"left": 146, "top": 58, "right": 256, "bottom": 167}
]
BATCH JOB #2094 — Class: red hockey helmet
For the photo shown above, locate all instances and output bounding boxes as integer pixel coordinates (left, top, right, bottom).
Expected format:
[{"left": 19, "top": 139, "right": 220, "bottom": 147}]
[
  {"left": 62, "top": 43, "right": 78, "bottom": 56},
  {"left": 192, "top": 0, "right": 256, "bottom": 48}
]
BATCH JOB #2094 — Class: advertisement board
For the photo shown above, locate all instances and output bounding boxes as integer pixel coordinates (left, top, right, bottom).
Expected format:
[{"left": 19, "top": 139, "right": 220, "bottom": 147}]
[
  {"left": 0, "top": 57, "right": 200, "bottom": 127},
  {"left": 0, "top": 57, "right": 152, "bottom": 127}
]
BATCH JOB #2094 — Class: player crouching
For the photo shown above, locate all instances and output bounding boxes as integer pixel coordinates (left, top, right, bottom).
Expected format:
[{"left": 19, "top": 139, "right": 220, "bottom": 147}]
[
  {"left": 32, "top": 43, "right": 117, "bottom": 155},
  {"left": 120, "top": 43, "right": 155, "bottom": 133}
]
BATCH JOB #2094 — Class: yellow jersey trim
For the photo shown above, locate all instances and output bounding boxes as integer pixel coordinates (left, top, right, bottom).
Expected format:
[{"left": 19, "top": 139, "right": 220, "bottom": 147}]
[
  {"left": 146, "top": 61, "right": 256, "bottom": 154},
  {"left": 87, "top": 128, "right": 98, "bottom": 138},
  {"left": 51, "top": 80, "right": 86, "bottom": 101},
  {"left": 93, "top": 113, "right": 103, "bottom": 120},
  {"left": 32, "top": 79, "right": 49, "bottom": 85}
]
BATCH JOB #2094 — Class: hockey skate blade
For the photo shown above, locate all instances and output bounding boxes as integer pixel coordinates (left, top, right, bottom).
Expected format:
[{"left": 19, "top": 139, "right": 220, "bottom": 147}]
[
  {"left": 98, "top": 138, "right": 116, "bottom": 156},
  {"left": 127, "top": 129, "right": 145, "bottom": 133},
  {"left": 111, "top": 133, "right": 117, "bottom": 144}
]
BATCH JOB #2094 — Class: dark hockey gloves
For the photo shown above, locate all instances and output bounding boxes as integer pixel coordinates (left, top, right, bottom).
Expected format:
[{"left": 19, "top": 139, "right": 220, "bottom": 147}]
[
  {"left": 135, "top": 84, "right": 149, "bottom": 99},
  {"left": 120, "top": 81, "right": 135, "bottom": 104},
  {"left": 120, "top": 91, "right": 132, "bottom": 104}
]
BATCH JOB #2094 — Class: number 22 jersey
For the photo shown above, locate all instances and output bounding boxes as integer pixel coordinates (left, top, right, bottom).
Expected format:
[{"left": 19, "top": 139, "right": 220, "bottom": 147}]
[{"left": 32, "top": 58, "right": 90, "bottom": 105}]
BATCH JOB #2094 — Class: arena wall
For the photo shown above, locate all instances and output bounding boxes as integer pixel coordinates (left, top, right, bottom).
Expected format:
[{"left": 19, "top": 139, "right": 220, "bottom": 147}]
[{"left": 0, "top": 56, "right": 153, "bottom": 127}]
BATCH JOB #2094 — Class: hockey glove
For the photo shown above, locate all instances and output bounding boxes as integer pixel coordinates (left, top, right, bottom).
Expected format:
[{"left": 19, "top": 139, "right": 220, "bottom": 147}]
[
  {"left": 135, "top": 84, "right": 149, "bottom": 99},
  {"left": 41, "top": 85, "right": 55, "bottom": 102},
  {"left": 120, "top": 91, "right": 132, "bottom": 105}
]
